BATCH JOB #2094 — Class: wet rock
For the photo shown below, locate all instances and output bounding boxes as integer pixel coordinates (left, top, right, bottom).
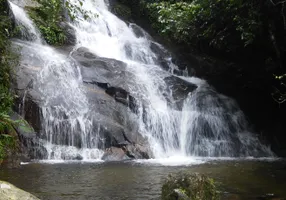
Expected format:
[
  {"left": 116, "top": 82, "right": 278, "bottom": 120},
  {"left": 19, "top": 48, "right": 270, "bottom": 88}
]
[
  {"left": 150, "top": 42, "right": 172, "bottom": 71},
  {"left": 10, "top": 112, "right": 48, "bottom": 160},
  {"left": 0, "top": 180, "right": 40, "bottom": 200},
  {"left": 59, "top": 22, "right": 76, "bottom": 46},
  {"left": 72, "top": 47, "right": 134, "bottom": 92},
  {"left": 162, "top": 172, "right": 220, "bottom": 200},
  {"left": 105, "top": 86, "right": 137, "bottom": 112},
  {"left": 73, "top": 47, "right": 139, "bottom": 112},
  {"left": 129, "top": 23, "right": 152, "bottom": 40},
  {"left": 102, "top": 147, "right": 130, "bottom": 161},
  {"left": 125, "top": 143, "right": 152, "bottom": 159},
  {"left": 111, "top": 3, "right": 131, "bottom": 21},
  {"left": 163, "top": 76, "right": 197, "bottom": 110}
]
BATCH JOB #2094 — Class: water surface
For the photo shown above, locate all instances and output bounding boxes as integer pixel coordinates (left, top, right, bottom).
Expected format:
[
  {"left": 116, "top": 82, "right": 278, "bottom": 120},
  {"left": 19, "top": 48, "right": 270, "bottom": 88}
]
[{"left": 1, "top": 160, "right": 285, "bottom": 200}]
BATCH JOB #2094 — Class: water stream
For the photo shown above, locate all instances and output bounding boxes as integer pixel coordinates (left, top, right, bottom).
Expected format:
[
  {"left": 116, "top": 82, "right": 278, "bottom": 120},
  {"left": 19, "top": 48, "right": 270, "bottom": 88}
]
[{"left": 9, "top": 0, "right": 273, "bottom": 162}]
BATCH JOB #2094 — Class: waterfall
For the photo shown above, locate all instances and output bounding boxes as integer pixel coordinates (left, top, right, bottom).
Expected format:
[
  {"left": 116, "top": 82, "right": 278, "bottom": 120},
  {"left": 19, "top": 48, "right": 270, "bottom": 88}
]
[{"left": 10, "top": 0, "right": 273, "bottom": 162}]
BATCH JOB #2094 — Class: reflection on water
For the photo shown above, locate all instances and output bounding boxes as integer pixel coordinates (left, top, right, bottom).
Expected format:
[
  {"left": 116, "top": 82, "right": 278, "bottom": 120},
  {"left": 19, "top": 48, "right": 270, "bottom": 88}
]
[{"left": 0, "top": 160, "right": 286, "bottom": 200}]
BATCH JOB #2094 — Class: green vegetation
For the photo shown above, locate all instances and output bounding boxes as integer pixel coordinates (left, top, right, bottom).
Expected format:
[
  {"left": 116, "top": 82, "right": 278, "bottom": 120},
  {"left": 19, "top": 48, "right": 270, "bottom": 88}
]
[
  {"left": 118, "top": 0, "right": 286, "bottom": 104},
  {"left": 0, "top": 0, "right": 19, "bottom": 163},
  {"left": 0, "top": 133, "right": 16, "bottom": 162},
  {"left": 29, "top": 0, "right": 95, "bottom": 45},
  {"left": 28, "top": 0, "right": 67, "bottom": 45},
  {"left": 161, "top": 172, "right": 220, "bottom": 200},
  {"left": 145, "top": 0, "right": 285, "bottom": 62}
]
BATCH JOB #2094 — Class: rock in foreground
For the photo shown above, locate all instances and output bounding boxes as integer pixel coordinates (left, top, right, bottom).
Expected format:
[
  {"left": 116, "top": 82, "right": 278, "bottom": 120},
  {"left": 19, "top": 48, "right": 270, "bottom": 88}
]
[
  {"left": 162, "top": 172, "right": 219, "bottom": 200},
  {"left": 0, "top": 180, "right": 40, "bottom": 200}
]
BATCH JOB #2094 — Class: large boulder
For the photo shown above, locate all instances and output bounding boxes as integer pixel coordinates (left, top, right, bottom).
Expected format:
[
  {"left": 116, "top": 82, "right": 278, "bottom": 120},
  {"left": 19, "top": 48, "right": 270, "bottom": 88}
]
[
  {"left": 72, "top": 47, "right": 135, "bottom": 92},
  {"left": 162, "top": 172, "right": 220, "bottom": 200},
  {"left": 0, "top": 180, "right": 40, "bottom": 200}
]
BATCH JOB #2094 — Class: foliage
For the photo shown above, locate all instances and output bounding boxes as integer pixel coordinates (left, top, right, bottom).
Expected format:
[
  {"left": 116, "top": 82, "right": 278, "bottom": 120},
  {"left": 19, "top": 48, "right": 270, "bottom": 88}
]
[
  {"left": 0, "top": 134, "right": 16, "bottom": 161},
  {"left": 161, "top": 172, "right": 220, "bottom": 200},
  {"left": 0, "top": 0, "right": 20, "bottom": 163},
  {"left": 0, "top": 0, "right": 18, "bottom": 121},
  {"left": 141, "top": 0, "right": 285, "bottom": 66},
  {"left": 146, "top": 0, "right": 263, "bottom": 50},
  {"left": 28, "top": 0, "right": 67, "bottom": 45},
  {"left": 29, "top": 0, "right": 95, "bottom": 45}
]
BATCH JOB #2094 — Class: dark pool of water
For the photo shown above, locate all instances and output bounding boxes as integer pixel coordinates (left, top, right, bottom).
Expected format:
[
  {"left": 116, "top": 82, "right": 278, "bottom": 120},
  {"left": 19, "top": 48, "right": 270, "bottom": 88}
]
[{"left": 0, "top": 159, "right": 286, "bottom": 200}]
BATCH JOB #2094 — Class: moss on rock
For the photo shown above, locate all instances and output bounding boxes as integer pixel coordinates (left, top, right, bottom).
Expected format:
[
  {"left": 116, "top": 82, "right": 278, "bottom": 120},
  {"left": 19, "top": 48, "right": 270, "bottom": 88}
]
[{"left": 162, "top": 172, "right": 220, "bottom": 200}]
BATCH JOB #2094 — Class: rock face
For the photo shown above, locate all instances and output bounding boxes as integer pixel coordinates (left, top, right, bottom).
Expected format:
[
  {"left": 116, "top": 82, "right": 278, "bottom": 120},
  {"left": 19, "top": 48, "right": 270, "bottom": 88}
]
[
  {"left": 59, "top": 22, "right": 76, "bottom": 46},
  {"left": 161, "top": 172, "right": 219, "bottom": 200},
  {"left": 0, "top": 181, "right": 40, "bottom": 200},
  {"left": 163, "top": 76, "right": 197, "bottom": 110},
  {"left": 72, "top": 47, "right": 152, "bottom": 160}
]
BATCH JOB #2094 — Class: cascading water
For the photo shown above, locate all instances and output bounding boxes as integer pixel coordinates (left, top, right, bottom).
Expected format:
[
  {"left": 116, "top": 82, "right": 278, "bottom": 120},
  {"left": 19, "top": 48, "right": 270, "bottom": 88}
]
[
  {"left": 9, "top": 1, "right": 41, "bottom": 43},
  {"left": 68, "top": 0, "right": 273, "bottom": 158},
  {"left": 10, "top": 2, "right": 103, "bottom": 160},
  {"left": 10, "top": 0, "right": 273, "bottom": 162}
]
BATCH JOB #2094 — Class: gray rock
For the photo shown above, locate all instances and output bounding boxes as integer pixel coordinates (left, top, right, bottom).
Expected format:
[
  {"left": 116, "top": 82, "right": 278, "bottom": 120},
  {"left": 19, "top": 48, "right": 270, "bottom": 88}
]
[
  {"left": 0, "top": 180, "right": 40, "bottom": 200},
  {"left": 10, "top": 112, "right": 48, "bottom": 160},
  {"left": 72, "top": 47, "right": 135, "bottom": 92},
  {"left": 125, "top": 143, "right": 152, "bottom": 159},
  {"left": 163, "top": 76, "right": 197, "bottom": 110},
  {"left": 59, "top": 22, "right": 76, "bottom": 46},
  {"left": 102, "top": 147, "right": 130, "bottom": 161},
  {"left": 129, "top": 23, "right": 152, "bottom": 40}
]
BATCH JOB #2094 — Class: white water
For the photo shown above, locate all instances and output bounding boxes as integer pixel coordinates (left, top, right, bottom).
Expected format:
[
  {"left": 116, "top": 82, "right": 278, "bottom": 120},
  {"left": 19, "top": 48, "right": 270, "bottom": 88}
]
[
  {"left": 9, "top": 1, "right": 42, "bottom": 43},
  {"left": 10, "top": 0, "right": 274, "bottom": 163}
]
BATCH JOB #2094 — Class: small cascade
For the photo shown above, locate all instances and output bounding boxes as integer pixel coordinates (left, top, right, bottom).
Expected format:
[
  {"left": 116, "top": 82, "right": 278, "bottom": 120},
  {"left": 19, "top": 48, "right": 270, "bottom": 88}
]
[
  {"left": 9, "top": 1, "right": 42, "bottom": 43},
  {"left": 9, "top": 0, "right": 273, "bottom": 162}
]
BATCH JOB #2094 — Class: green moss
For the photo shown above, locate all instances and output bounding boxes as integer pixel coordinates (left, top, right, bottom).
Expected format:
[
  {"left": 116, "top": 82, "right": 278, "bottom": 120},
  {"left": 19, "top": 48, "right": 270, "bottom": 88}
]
[{"left": 162, "top": 172, "right": 220, "bottom": 200}]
